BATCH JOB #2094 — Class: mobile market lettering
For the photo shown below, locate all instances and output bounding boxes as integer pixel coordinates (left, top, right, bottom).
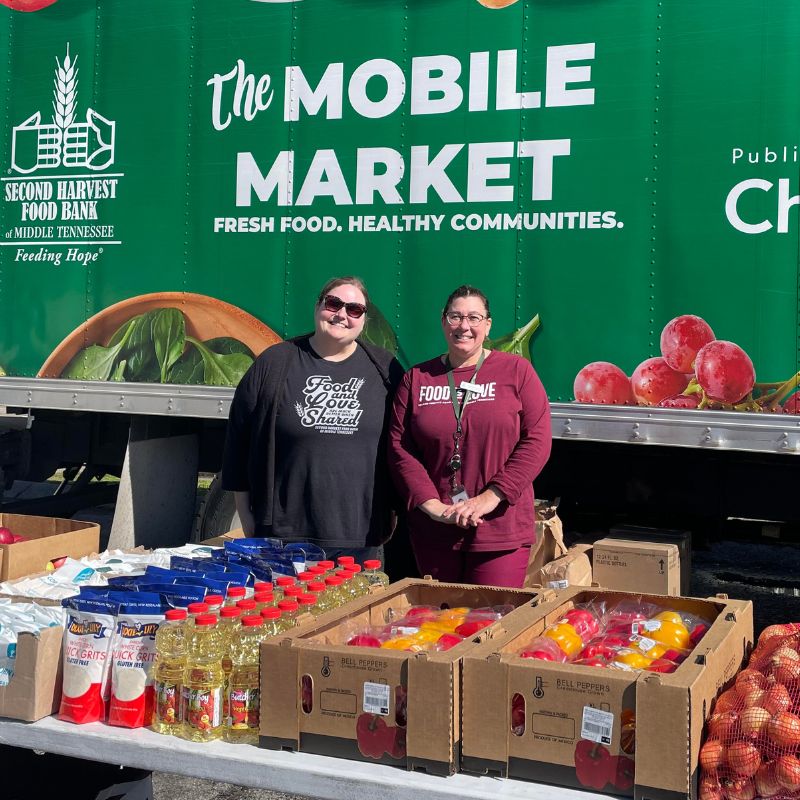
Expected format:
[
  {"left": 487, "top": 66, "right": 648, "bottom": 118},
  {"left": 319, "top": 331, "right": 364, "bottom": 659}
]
[{"left": 208, "top": 45, "right": 604, "bottom": 215}]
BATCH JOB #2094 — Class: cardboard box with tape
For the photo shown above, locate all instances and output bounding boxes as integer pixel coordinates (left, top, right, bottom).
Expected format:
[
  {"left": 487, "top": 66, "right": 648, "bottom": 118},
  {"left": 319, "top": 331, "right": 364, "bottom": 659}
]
[
  {"left": 461, "top": 587, "right": 753, "bottom": 799},
  {"left": 593, "top": 538, "right": 681, "bottom": 596},
  {"left": 260, "top": 577, "right": 550, "bottom": 775}
]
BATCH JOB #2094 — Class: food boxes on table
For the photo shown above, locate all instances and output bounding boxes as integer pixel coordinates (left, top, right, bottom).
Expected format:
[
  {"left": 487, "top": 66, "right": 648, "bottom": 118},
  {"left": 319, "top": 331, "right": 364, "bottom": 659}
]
[
  {"left": 461, "top": 587, "right": 753, "bottom": 799},
  {"left": 260, "top": 577, "right": 550, "bottom": 775},
  {"left": 0, "top": 514, "right": 100, "bottom": 581}
]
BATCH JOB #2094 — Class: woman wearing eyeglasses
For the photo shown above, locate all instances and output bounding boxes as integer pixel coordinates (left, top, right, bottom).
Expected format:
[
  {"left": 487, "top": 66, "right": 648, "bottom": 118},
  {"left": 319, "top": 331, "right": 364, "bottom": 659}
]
[
  {"left": 388, "top": 285, "right": 551, "bottom": 587},
  {"left": 221, "top": 276, "right": 404, "bottom": 562}
]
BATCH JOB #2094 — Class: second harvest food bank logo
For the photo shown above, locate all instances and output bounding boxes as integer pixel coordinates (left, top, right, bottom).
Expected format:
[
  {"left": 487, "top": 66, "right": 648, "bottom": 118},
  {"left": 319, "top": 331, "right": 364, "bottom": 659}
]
[{"left": 2, "top": 44, "right": 122, "bottom": 267}]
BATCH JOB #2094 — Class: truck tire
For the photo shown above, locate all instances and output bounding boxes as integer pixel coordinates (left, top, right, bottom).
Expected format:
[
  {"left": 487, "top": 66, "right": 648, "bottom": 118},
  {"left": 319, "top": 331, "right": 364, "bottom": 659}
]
[{"left": 193, "top": 474, "right": 240, "bottom": 543}]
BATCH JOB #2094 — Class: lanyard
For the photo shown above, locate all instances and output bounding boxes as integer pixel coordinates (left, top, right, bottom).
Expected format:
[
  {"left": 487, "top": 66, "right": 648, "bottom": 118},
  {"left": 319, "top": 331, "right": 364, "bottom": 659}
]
[{"left": 445, "top": 349, "right": 486, "bottom": 437}]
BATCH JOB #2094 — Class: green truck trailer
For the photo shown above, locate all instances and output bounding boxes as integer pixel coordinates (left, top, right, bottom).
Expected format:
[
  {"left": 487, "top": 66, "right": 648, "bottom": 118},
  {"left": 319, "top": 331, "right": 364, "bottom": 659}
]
[{"left": 0, "top": 0, "right": 798, "bottom": 545}]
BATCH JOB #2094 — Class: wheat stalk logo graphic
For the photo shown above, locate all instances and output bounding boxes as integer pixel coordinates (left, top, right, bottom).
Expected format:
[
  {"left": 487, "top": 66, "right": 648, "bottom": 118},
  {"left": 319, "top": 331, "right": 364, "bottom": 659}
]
[{"left": 52, "top": 44, "right": 78, "bottom": 130}]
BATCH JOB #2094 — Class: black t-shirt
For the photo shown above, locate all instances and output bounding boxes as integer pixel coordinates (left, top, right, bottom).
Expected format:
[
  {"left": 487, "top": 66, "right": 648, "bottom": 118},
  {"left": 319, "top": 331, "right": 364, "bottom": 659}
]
[{"left": 271, "top": 342, "right": 390, "bottom": 547}]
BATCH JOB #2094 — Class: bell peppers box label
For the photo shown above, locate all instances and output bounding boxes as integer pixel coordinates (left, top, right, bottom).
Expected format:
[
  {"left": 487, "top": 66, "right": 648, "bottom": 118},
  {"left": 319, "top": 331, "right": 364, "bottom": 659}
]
[
  {"left": 259, "top": 577, "right": 550, "bottom": 776},
  {"left": 0, "top": 513, "right": 100, "bottom": 582},
  {"left": 592, "top": 539, "right": 681, "bottom": 596},
  {"left": 461, "top": 588, "right": 753, "bottom": 800},
  {"left": 0, "top": 624, "right": 63, "bottom": 721}
]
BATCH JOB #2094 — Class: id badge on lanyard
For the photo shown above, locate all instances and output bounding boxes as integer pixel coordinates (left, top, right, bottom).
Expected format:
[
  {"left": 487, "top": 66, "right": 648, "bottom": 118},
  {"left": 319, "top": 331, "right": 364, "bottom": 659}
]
[{"left": 445, "top": 351, "right": 485, "bottom": 502}]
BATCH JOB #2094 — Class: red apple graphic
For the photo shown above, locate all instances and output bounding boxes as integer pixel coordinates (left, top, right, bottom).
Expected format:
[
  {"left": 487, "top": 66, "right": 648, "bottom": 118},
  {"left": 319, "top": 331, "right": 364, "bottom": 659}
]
[{"left": 0, "top": 0, "right": 59, "bottom": 11}]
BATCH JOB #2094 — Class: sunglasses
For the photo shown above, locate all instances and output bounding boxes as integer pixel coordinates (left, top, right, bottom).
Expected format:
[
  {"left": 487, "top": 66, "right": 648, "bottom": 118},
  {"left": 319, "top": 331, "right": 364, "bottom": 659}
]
[{"left": 323, "top": 294, "right": 367, "bottom": 319}]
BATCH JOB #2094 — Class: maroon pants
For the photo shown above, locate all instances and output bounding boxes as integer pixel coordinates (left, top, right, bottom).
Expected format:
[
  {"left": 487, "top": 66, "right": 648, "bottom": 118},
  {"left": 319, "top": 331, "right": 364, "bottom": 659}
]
[{"left": 412, "top": 541, "right": 531, "bottom": 588}]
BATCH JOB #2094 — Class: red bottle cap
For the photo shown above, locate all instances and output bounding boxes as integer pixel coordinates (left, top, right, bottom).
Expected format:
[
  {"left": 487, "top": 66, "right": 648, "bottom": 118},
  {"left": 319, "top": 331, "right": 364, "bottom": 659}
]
[
  {"left": 318, "top": 560, "right": 335, "bottom": 570},
  {"left": 220, "top": 607, "right": 242, "bottom": 619},
  {"left": 254, "top": 582, "right": 273, "bottom": 593},
  {"left": 254, "top": 591, "right": 274, "bottom": 604},
  {"left": 237, "top": 599, "right": 257, "bottom": 611},
  {"left": 336, "top": 570, "right": 355, "bottom": 579},
  {"left": 261, "top": 607, "right": 281, "bottom": 620},
  {"left": 275, "top": 576, "right": 296, "bottom": 587},
  {"left": 194, "top": 614, "right": 217, "bottom": 626},
  {"left": 278, "top": 600, "right": 299, "bottom": 612},
  {"left": 241, "top": 615, "right": 264, "bottom": 627},
  {"left": 337, "top": 556, "right": 355, "bottom": 566},
  {"left": 204, "top": 594, "right": 224, "bottom": 608},
  {"left": 325, "top": 576, "right": 344, "bottom": 587},
  {"left": 226, "top": 586, "right": 246, "bottom": 599},
  {"left": 307, "top": 581, "right": 326, "bottom": 593},
  {"left": 307, "top": 565, "right": 326, "bottom": 576},
  {"left": 297, "top": 571, "right": 315, "bottom": 582},
  {"left": 165, "top": 609, "right": 187, "bottom": 621},
  {"left": 349, "top": 564, "right": 363, "bottom": 574},
  {"left": 298, "top": 594, "right": 317, "bottom": 607},
  {"left": 283, "top": 586, "right": 304, "bottom": 598},
  {"left": 363, "top": 560, "right": 382, "bottom": 569},
  {"left": 188, "top": 602, "right": 209, "bottom": 615}
]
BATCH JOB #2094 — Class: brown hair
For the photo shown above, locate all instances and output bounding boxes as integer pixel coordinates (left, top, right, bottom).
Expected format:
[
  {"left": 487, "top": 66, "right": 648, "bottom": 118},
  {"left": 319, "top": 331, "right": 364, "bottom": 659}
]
[
  {"left": 442, "top": 285, "right": 491, "bottom": 319},
  {"left": 317, "top": 276, "right": 370, "bottom": 308}
]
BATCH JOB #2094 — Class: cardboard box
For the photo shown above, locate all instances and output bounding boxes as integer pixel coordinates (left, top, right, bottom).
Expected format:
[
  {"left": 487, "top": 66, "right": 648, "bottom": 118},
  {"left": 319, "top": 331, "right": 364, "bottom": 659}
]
[
  {"left": 461, "top": 588, "right": 753, "bottom": 800},
  {"left": 0, "top": 623, "right": 63, "bottom": 721},
  {"left": 260, "top": 577, "right": 550, "bottom": 775},
  {"left": 610, "top": 526, "right": 692, "bottom": 596},
  {"left": 0, "top": 514, "right": 100, "bottom": 581},
  {"left": 200, "top": 528, "right": 247, "bottom": 547},
  {"left": 538, "top": 544, "right": 593, "bottom": 589},
  {"left": 593, "top": 538, "right": 680, "bottom": 596}
]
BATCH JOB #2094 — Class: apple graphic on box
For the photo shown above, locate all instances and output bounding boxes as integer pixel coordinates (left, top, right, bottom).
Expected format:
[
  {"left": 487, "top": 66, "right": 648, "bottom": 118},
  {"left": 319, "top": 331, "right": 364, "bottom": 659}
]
[{"left": 0, "top": 0, "right": 58, "bottom": 11}]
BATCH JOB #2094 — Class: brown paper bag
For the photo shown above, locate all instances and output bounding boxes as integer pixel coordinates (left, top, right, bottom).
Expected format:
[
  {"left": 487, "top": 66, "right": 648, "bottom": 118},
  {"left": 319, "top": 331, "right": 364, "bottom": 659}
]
[
  {"left": 538, "top": 544, "right": 593, "bottom": 589},
  {"left": 523, "top": 499, "right": 567, "bottom": 588}
]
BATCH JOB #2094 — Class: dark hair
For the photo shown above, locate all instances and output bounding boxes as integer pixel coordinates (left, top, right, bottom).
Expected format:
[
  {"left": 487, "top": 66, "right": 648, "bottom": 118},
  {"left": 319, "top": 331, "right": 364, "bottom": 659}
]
[
  {"left": 442, "top": 285, "right": 491, "bottom": 319},
  {"left": 317, "top": 276, "right": 370, "bottom": 308}
]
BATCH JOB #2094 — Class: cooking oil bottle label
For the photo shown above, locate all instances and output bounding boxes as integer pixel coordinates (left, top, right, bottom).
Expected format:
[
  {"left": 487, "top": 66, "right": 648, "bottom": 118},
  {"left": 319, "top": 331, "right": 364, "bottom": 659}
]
[
  {"left": 155, "top": 681, "right": 181, "bottom": 726},
  {"left": 229, "top": 687, "right": 260, "bottom": 729},
  {"left": 182, "top": 686, "right": 222, "bottom": 731}
]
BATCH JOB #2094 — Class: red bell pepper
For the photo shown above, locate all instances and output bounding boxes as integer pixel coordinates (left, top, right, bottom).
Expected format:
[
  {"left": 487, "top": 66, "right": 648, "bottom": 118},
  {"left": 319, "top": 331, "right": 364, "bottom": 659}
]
[
  {"left": 610, "top": 754, "right": 636, "bottom": 791},
  {"left": 574, "top": 739, "right": 612, "bottom": 789},
  {"left": 356, "top": 713, "right": 388, "bottom": 759}
]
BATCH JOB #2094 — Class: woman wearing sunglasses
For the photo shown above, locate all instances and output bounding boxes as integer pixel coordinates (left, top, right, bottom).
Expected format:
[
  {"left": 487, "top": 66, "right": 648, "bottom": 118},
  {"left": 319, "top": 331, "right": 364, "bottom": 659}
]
[
  {"left": 222, "top": 276, "right": 404, "bottom": 563},
  {"left": 388, "top": 285, "right": 551, "bottom": 587}
]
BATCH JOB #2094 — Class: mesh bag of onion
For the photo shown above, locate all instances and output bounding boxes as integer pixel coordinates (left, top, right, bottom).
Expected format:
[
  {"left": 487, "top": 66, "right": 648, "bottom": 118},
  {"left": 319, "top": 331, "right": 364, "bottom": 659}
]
[{"left": 699, "top": 623, "right": 800, "bottom": 800}]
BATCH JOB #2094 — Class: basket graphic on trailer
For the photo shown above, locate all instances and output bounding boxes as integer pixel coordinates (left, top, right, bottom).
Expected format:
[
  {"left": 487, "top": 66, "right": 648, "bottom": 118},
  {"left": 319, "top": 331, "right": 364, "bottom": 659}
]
[{"left": 10, "top": 45, "right": 115, "bottom": 174}]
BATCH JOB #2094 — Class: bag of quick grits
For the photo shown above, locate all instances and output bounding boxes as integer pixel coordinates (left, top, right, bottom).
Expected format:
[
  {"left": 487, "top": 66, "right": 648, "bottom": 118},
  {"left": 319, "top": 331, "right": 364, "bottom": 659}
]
[
  {"left": 58, "top": 594, "right": 119, "bottom": 724},
  {"left": 107, "top": 592, "right": 165, "bottom": 728}
]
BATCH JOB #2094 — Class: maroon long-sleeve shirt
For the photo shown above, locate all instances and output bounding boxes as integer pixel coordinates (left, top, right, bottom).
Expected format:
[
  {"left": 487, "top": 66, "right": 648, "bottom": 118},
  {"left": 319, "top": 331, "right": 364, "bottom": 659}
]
[{"left": 388, "top": 350, "right": 552, "bottom": 553}]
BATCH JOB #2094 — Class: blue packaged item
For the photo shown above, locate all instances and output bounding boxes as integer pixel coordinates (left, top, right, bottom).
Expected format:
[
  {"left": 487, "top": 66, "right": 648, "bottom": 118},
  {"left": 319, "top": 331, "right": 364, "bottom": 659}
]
[
  {"left": 174, "top": 575, "right": 231, "bottom": 593},
  {"left": 136, "top": 583, "right": 206, "bottom": 607},
  {"left": 284, "top": 542, "right": 327, "bottom": 562},
  {"left": 170, "top": 556, "right": 227, "bottom": 574}
]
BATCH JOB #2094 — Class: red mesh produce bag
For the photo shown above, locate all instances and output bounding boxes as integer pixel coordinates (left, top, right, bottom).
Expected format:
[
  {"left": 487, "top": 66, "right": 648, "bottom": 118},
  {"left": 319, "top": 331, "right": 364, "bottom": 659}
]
[{"left": 699, "top": 623, "right": 800, "bottom": 800}]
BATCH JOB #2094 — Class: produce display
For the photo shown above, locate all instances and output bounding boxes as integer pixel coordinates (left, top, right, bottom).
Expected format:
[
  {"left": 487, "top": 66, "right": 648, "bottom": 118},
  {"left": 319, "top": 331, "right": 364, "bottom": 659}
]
[
  {"left": 343, "top": 603, "right": 514, "bottom": 653},
  {"left": 574, "top": 314, "right": 800, "bottom": 413},
  {"left": 516, "top": 598, "right": 710, "bottom": 673},
  {"left": 700, "top": 623, "right": 800, "bottom": 800}
]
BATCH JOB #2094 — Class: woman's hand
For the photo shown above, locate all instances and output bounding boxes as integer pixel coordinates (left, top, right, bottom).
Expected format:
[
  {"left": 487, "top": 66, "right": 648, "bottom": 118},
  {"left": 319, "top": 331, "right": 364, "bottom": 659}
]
[
  {"left": 419, "top": 499, "right": 458, "bottom": 524},
  {"left": 443, "top": 487, "right": 505, "bottom": 528}
]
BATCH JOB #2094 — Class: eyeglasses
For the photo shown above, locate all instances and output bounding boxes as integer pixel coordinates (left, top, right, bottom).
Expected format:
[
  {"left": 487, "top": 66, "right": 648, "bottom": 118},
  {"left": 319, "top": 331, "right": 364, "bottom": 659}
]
[
  {"left": 323, "top": 295, "right": 367, "bottom": 319},
  {"left": 444, "top": 312, "right": 488, "bottom": 327}
]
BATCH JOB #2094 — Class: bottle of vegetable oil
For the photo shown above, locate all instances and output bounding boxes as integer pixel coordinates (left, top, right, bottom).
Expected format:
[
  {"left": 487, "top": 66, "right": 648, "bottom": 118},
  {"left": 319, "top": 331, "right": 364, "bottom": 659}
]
[
  {"left": 362, "top": 560, "right": 390, "bottom": 589},
  {"left": 180, "top": 614, "right": 225, "bottom": 742},
  {"left": 345, "top": 564, "right": 371, "bottom": 596},
  {"left": 225, "top": 615, "right": 265, "bottom": 744},
  {"left": 218, "top": 607, "right": 242, "bottom": 724},
  {"left": 151, "top": 608, "right": 188, "bottom": 736}
]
